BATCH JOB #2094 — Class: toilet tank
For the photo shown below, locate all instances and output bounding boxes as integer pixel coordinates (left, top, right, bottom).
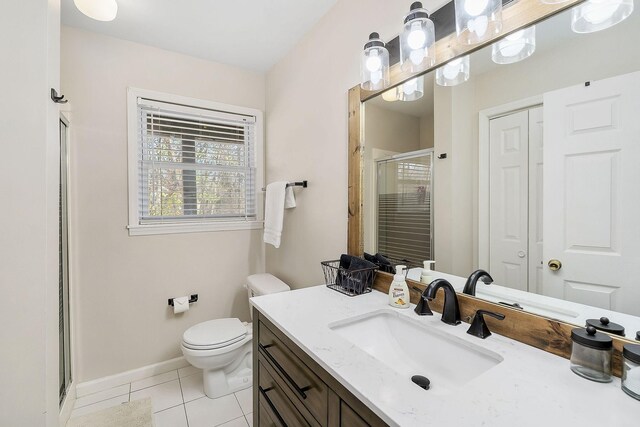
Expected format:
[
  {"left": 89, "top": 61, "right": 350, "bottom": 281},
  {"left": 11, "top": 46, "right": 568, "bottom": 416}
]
[{"left": 247, "top": 274, "right": 290, "bottom": 318}]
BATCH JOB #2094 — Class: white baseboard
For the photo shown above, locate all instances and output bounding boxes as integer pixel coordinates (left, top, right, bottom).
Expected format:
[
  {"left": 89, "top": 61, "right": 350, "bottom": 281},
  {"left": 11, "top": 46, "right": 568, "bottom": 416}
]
[
  {"left": 59, "top": 382, "right": 76, "bottom": 426},
  {"left": 76, "top": 356, "right": 190, "bottom": 398}
]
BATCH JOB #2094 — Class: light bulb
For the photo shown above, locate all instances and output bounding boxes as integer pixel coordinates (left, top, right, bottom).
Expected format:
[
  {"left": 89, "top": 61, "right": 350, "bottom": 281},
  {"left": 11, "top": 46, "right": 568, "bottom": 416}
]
[
  {"left": 443, "top": 59, "right": 462, "bottom": 80},
  {"left": 500, "top": 30, "right": 526, "bottom": 57},
  {"left": 407, "top": 22, "right": 427, "bottom": 49},
  {"left": 370, "top": 70, "right": 382, "bottom": 85},
  {"left": 366, "top": 51, "right": 382, "bottom": 72},
  {"left": 410, "top": 49, "right": 426, "bottom": 65},
  {"left": 465, "top": 0, "right": 490, "bottom": 16},
  {"left": 403, "top": 79, "right": 418, "bottom": 95},
  {"left": 582, "top": 0, "right": 623, "bottom": 24},
  {"left": 468, "top": 15, "right": 489, "bottom": 37}
]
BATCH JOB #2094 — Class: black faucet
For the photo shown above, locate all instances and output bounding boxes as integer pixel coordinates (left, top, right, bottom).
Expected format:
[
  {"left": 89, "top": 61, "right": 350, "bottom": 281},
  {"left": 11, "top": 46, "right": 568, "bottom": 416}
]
[
  {"left": 425, "top": 279, "right": 461, "bottom": 325},
  {"left": 467, "top": 310, "right": 505, "bottom": 339},
  {"left": 463, "top": 269, "right": 493, "bottom": 296},
  {"left": 412, "top": 286, "right": 433, "bottom": 316}
]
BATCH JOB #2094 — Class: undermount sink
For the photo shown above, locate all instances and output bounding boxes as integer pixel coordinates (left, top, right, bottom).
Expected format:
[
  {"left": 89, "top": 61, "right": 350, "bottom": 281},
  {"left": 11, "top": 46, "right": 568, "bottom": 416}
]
[{"left": 329, "top": 310, "right": 503, "bottom": 395}]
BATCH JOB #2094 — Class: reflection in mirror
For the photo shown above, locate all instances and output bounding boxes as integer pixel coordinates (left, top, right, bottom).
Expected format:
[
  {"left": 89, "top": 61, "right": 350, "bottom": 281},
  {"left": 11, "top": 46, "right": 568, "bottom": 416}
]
[{"left": 362, "top": 5, "right": 640, "bottom": 339}]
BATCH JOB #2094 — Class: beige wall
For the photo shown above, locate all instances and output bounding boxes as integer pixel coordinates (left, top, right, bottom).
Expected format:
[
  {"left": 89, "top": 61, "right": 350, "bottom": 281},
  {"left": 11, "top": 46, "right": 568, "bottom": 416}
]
[
  {"left": 61, "top": 27, "right": 266, "bottom": 382},
  {"left": 364, "top": 104, "right": 420, "bottom": 153},
  {"left": 0, "top": 1, "right": 60, "bottom": 425},
  {"left": 265, "top": 0, "right": 447, "bottom": 286},
  {"left": 419, "top": 113, "right": 434, "bottom": 149}
]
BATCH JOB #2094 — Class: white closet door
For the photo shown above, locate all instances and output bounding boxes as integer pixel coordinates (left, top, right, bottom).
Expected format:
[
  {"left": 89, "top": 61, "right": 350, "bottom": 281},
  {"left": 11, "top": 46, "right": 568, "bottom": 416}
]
[
  {"left": 543, "top": 71, "right": 640, "bottom": 315},
  {"left": 528, "top": 107, "right": 544, "bottom": 295},
  {"left": 489, "top": 110, "right": 529, "bottom": 291}
]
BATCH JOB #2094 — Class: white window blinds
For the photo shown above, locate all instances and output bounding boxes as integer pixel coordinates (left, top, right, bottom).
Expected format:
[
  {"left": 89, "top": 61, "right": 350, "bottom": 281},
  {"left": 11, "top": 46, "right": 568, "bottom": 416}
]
[{"left": 136, "top": 98, "right": 257, "bottom": 224}]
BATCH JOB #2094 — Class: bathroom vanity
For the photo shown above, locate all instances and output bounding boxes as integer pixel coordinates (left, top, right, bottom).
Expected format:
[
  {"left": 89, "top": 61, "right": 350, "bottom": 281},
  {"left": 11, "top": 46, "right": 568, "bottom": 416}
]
[
  {"left": 253, "top": 304, "right": 385, "bottom": 427},
  {"left": 252, "top": 286, "right": 637, "bottom": 427}
]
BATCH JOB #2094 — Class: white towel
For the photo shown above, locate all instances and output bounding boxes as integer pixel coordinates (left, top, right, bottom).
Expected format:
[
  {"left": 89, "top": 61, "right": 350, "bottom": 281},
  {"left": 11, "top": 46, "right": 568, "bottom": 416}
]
[
  {"left": 264, "top": 181, "right": 296, "bottom": 248},
  {"left": 284, "top": 186, "right": 296, "bottom": 209}
]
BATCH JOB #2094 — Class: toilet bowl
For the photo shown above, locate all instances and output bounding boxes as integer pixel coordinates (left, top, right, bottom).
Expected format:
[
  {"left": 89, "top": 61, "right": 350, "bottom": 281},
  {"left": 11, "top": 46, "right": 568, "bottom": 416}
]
[{"left": 181, "top": 274, "right": 290, "bottom": 398}]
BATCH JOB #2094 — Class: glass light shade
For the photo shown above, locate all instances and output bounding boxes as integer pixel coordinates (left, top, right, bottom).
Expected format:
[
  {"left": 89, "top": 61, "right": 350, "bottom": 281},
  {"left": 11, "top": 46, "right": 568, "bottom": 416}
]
[
  {"left": 382, "top": 87, "right": 401, "bottom": 102},
  {"left": 436, "top": 55, "right": 470, "bottom": 86},
  {"left": 398, "top": 77, "right": 424, "bottom": 102},
  {"left": 571, "top": 0, "right": 634, "bottom": 33},
  {"left": 492, "top": 26, "right": 536, "bottom": 64},
  {"left": 400, "top": 2, "right": 436, "bottom": 73},
  {"left": 74, "top": 0, "right": 118, "bottom": 21},
  {"left": 454, "top": 0, "right": 502, "bottom": 45},
  {"left": 361, "top": 33, "right": 390, "bottom": 91}
]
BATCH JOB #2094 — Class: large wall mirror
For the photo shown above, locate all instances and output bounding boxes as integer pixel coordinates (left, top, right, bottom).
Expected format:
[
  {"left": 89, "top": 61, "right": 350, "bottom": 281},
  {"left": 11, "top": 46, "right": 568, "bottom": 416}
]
[{"left": 351, "top": 0, "right": 640, "bottom": 340}]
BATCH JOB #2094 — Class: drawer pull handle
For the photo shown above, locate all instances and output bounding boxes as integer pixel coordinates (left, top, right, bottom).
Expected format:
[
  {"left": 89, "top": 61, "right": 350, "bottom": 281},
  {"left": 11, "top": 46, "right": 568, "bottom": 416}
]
[
  {"left": 259, "top": 343, "right": 311, "bottom": 400},
  {"left": 259, "top": 386, "right": 287, "bottom": 427}
]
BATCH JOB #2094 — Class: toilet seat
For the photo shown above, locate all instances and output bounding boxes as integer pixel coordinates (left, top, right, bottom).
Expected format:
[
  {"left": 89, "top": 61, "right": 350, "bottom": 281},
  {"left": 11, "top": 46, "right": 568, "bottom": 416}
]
[{"left": 182, "top": 318, "right": 247, "bottom": 350}]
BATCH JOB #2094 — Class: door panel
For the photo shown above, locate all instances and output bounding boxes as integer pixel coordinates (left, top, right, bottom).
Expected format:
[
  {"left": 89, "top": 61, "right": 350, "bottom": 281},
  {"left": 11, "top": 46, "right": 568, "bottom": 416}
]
[
  {"left": 489, "top": 111, "right": 529, "bottom": 291},
  {"left": 543, "top": 71, "right": 640, "bottom": 315},
  {"left": 528, "top": 107, "right": 544, "bottom": 295}
]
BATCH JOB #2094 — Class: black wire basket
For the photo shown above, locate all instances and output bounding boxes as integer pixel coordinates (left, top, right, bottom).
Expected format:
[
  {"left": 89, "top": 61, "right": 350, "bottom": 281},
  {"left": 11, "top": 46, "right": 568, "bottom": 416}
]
[{"left": 321, "top": 260, "right": 378, "bottom": 297}]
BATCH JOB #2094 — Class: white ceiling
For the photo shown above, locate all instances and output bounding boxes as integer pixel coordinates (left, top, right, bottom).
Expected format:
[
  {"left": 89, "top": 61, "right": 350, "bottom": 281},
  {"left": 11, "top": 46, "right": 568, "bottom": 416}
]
[{"left": 61, "top": 0, "right": 337, "bottom": 72}]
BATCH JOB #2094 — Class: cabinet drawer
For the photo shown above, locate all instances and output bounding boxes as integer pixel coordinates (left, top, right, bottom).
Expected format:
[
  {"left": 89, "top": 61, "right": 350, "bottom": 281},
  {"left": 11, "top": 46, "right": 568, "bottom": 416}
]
[
  {"left": 259, "top": 323, "right": 328, "bottom": 425},
  {"left": 340, "top": 401, "right": 370, "bottom": 427},
  {"left": 259, "top": 359, "right": 311, "bottom": 427}
]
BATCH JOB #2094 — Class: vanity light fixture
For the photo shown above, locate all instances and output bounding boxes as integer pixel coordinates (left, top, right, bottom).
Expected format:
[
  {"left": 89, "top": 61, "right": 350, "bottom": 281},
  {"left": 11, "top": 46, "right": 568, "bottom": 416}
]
[
  {"left": 454, "top": 0, "right": 503, "bottom": 45},
  {"left": 400, "top": 2, "right": 436, "bottom": 73},
  {"left": 398, "top": 76, "right": 425, "bottom": 101},
  {"left": 361, "top": 32, "right": 390, "bottom": 91},
  {"left": 571, "top": 0, "right": 634, "bottom": 33},
  {"left": 491, "top": 25, "right": 536, "bottom": 64},
  {"left": 435, "top": 55, "right": 470, "bottom": 86},
  {"left": 74, "top": 0, "right": 118, "bottom": 21}
]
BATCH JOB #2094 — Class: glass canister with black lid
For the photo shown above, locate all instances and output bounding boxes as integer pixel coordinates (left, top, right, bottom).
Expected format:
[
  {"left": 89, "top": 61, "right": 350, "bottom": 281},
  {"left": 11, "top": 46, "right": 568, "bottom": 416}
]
[
  {"left": 570, "top": 325, "right": 613, "bottom": 382},
  {"left": 622, "top": 344, "right": 640, "bottom": 400}
]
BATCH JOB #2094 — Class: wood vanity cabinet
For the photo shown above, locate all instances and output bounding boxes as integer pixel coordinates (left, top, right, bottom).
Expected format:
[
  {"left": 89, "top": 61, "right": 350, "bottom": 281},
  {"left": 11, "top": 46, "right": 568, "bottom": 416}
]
[{"left": 253, "top": 309, "right": 387, "bottom": 427}]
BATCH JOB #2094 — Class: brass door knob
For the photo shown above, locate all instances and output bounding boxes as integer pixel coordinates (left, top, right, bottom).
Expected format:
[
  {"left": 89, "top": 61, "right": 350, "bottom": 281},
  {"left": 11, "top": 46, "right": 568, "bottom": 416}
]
[{"left": 548, "top": 259, "right": 562, "bottom": 271}]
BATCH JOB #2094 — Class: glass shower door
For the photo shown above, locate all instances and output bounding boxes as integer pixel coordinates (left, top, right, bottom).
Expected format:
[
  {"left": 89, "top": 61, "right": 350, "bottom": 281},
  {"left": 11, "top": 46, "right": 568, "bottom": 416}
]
[
  {"left": 59, "top": 117, "right": 72, "bottom": 405},
  {"left": 376, "top": 150, "right": 433, "bottom": 265}
]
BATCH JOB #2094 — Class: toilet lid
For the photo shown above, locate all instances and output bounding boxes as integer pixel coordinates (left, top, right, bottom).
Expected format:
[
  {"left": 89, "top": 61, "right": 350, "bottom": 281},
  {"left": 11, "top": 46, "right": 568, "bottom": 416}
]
[{"left": 183, "top": 318, "right": 247, "bottom": 348}]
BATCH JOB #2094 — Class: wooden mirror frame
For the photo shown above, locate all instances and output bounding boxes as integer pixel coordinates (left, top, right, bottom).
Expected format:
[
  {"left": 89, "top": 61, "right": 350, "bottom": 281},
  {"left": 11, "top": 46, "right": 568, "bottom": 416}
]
[{"left": 347, "top": 0, "right": 637, "bottom": 377}]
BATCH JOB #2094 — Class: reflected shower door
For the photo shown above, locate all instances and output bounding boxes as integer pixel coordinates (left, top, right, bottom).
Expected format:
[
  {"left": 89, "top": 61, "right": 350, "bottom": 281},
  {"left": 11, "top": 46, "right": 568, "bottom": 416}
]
[{"left": 376, "top": 150, "right": 433, "bottom": 265}]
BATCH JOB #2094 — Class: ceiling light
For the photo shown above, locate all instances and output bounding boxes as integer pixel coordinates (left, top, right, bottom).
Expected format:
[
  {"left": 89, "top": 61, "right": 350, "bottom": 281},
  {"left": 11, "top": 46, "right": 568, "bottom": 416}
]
[
  {"left": 571, "top": 0, "right": 634, "bottom": 33},
  {"left": 436, "top": 55, "right": 470, "bottom": 86},
  {"left": 400, "top": 2, "right": 436, "bottom": 73},
  {"left": 454, "top": 0, "right": 502, "bottom": 44},
  {"left": 74, "top": 0, "right": 118, "bottom": 22},
  {"left": 491, "top": 26, "right": 536, "bottom": 64},
  {"left": 361, "top": 32, "right": 390, "bottom": 91}
]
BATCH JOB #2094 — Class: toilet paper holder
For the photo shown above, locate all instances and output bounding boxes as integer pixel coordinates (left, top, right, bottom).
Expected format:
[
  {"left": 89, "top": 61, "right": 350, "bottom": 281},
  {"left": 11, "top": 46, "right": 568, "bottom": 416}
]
[{"left": 168, "top": 294, "right": 198, "bottom": 306}]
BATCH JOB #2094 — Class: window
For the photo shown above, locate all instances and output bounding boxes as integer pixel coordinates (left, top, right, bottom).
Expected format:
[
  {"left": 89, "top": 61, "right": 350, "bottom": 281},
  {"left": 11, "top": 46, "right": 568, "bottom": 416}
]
[{"left": 127, "top": 88, "right": 263, "bottom": 235}]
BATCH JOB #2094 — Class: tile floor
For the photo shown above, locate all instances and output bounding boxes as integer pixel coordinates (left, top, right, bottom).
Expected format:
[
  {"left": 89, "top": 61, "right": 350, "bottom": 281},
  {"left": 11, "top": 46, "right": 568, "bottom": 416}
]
[{"left": 69, "top": 366, "right": 253, "bottom": 427}]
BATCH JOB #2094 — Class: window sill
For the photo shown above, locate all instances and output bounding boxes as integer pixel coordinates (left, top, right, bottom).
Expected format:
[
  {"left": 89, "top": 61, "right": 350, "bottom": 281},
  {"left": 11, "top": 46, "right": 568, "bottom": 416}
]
[{"left": 127, "top": 221, "right": 264, "bottom": 236}]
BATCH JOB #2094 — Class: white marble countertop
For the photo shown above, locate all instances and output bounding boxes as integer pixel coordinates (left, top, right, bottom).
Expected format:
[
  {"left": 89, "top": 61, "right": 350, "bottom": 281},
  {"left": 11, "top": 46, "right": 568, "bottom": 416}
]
[{"left": 251, "top": 286, "right": 638, "bottom": 427}]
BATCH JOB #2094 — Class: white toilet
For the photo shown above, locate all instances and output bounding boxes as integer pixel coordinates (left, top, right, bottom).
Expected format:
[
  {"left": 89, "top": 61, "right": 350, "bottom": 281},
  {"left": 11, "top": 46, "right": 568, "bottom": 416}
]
[{"left": 181, "top": 274, "right": 290, "bottom": 399}]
